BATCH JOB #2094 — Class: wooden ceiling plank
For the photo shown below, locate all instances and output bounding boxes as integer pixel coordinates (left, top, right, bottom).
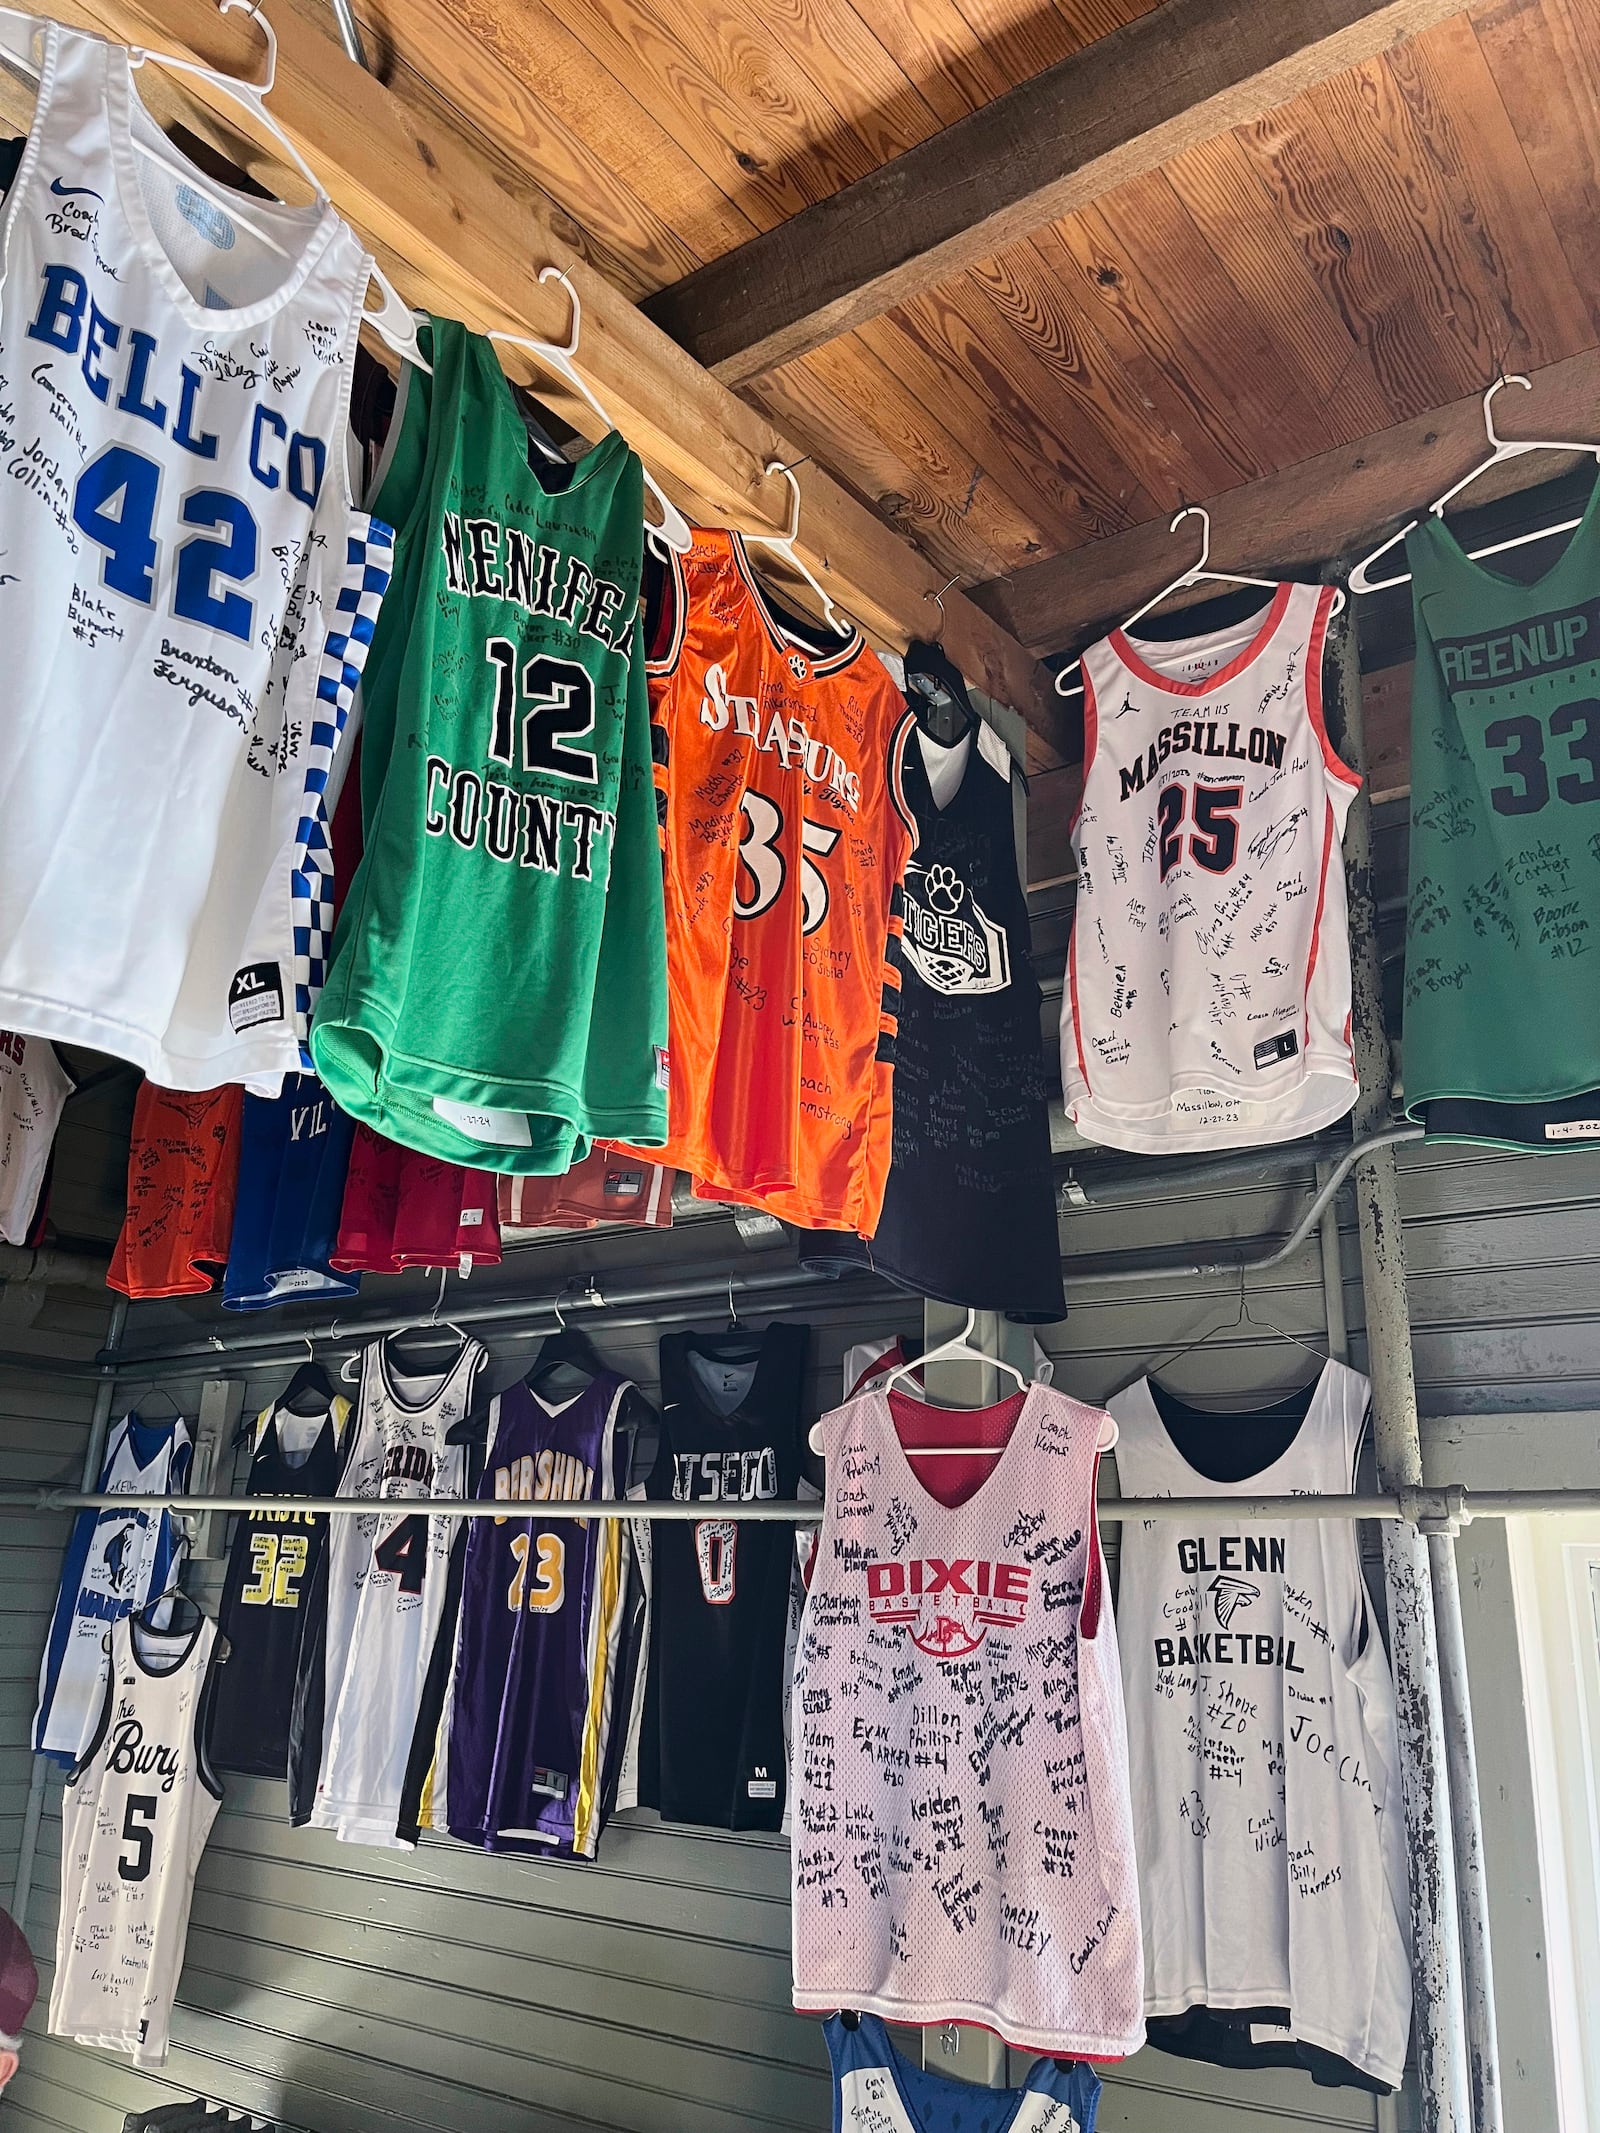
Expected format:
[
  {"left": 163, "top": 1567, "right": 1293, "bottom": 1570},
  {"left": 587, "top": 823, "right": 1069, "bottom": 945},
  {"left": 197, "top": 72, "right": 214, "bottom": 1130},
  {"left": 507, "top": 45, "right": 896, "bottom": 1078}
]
[
  {"left": 972, "top": 344, "right": 1600, "bottom": 655},
  {"left": 47, "top": 0, "right": 1062, "bottom": 748},
  {"left": 962, "top": 243, "right": 1209, "bottom": 513},
  {"left": 378, "top": 0, "right": 761, "bottom": 277},
  {"left": 1161, "top": 130, "right": 1396, "bottom": 437},
  {"left": 892, "top": 284, "right": 1157, "bottom": 546},
  {"left": 1384, "top": 15, "right": 1593, "bottom": 365},
  {"left": 750, "top": 340, "right": 1062, "bottom": 575},
  {"left": 1046, "top": 190, "right": 1284, "bottom": 485},
  {"left": 1232, "top": 95, "right": 1471, "bottom": 418},
  {"left": 725, "top": 0, "right": 949, "bottom": 174},
  {"left": 843, "top": 0, "right": 1011, "bottom": 126},
  {"left": 359, "top": 0, "right": 707, "bottom": 299},
  {"left": 1022, "top": 222, "right": 1259, "bottom": 501},
  {"left": 641, "top": 0, "right": 1474, "bottom": 382},
  {"left": 944, "top": 0, "right": 1139, "bottom": 89},
  {"left": 1466, "top": 0, "right": 1600, "bottom": 339},
  {"left": 1307, "top": 53, "right": 1549, "bottom": 391}
]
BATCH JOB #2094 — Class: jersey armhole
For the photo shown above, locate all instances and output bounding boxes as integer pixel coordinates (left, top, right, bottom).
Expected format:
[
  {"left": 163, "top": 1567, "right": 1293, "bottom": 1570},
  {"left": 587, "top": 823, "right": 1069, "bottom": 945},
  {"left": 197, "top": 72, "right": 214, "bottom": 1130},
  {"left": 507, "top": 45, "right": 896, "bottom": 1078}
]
[
  {"left": 1304, "top": 586, "right": 1362, "bottom": 792},
  {"left": 194, "top": 1636, "right": 226, "bottom": 1802},
  {"left": 1079, "top": 1443, "right": 1109, "bottom": 1641},
  {"left": 67, "top": 1633, "right": 118, "bottom": 1787},
  {"left": 645, "top": 544, "right": 688, "bottom": 677},
  {"left": 1070, "top": 666, "right": 1100, "bottom": 840},
  {"left": 0, "top": 21, "right": 57, "bottom": 300},
  {"left": 887, "top": 708, "right": 919, "bottom": 849}
]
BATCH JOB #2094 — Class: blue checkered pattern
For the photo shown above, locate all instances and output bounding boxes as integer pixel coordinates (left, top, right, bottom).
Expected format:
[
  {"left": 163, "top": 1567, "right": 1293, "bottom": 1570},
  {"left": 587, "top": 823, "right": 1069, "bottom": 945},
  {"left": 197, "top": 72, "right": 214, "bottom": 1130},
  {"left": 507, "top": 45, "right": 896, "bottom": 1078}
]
[{"left": 290, "top": 518, "right": 395, "bottom": 1055}]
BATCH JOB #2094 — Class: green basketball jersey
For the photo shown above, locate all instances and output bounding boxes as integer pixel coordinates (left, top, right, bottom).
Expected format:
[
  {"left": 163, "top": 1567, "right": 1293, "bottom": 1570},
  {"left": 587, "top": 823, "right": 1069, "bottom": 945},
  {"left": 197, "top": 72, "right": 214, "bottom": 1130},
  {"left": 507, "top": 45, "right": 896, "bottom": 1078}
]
[
  {"left": 1404, "top": 484, "right": 1600, "bottom": 1147},
  {"left": 310, "top": 318, "right": 668, "bottom": 1171}
]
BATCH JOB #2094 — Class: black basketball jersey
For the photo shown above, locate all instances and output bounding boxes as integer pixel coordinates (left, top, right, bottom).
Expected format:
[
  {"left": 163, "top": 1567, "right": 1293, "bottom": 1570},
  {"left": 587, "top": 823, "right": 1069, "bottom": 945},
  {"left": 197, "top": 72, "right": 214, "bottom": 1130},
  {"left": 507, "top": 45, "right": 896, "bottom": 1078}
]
[
  {"left": 210, "top": 1392, "right": 346, "bottom": 1779},
  {"left": 640, "top": 1321, "right": 808, "bottom": 1831},
  {"left": 798, "top": 723, "right": 1064, "bottom": 1321}
]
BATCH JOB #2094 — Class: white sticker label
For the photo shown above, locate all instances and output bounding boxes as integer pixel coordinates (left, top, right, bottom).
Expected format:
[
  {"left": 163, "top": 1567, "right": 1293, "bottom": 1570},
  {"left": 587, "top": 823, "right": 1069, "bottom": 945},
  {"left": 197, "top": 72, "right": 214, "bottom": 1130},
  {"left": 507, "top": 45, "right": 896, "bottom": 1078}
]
[
  {"left": 459, "top": 1205, "right": 485, "bottom": 1226},
  {"left": 267, "top": 1268, "right": 328, "bottom": 1298},
  {"left": 655, "top": 1046, "right": 671, "bottom": 1091},
  {"left": 433, "top": 1097, "right": 532, "bottom": 1148},
  {"left": 1544, "top": 1119, "right": 1600, "bottom": 1140},
  {"left": 1249, "top": 2023, "right": 1296, "bottom": 2046},
  {"left": 977, "top": 718, "right": 1013, "bottom": 781},
  {"left": 747, "top": 1777, "right": 778, "bottom": 1800}
]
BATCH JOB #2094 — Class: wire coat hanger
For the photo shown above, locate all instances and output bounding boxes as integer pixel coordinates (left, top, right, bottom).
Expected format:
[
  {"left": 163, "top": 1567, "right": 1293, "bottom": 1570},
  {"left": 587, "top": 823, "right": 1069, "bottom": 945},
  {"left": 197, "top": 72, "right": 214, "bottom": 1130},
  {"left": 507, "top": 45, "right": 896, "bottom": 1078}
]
[
  {"left": 490, "top": 268, "right": 691, "bottom": 555},
  {"left": 1349, "top": 374, "right": 1600, "bottom": 594},
  {"left": 1139, "top": 1262, "right": 1327, "bottom": 1384},
  {"left": 0, "top": 2, "right": 431, "bottom": 370},
  {"left": 742, "top": 461, "right": 846, "bottom": 634}
]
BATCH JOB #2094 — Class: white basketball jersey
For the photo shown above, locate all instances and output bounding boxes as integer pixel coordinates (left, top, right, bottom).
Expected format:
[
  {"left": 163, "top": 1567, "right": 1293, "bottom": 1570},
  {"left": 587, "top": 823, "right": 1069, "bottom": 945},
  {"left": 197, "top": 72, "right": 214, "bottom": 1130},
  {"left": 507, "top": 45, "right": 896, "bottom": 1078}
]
[
  {"left": 0, "top": 25, "right": 392, "bottom": 1092},
  {"left": 34, "top": 1410, "right": 191, "bottom": 1764},
  {"left": 1110, "top": 1362, "right": 1412, "bottom": 2089},
  {"left": 0, "top": 1030, "right": 71, "bottom": 1242},
  {"left": 792, "top": 1382, "right": 1144, "bottom": 2057},
  {"left": 51, "top": 1612, "right": 221, "bottom": 2067},
  {"left": 309, "top": 1337, "right": 479, "bottom": 1848},
  {"left": 1062, "top": 585, "right": 1359, "bottom": 1151}
]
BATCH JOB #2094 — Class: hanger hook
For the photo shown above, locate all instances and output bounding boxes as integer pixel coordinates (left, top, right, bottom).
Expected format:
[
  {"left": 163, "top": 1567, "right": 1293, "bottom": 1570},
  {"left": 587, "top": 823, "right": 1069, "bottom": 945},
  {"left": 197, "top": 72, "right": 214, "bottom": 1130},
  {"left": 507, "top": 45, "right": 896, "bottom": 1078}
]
[
  {"left": 727, "top": 1274, "right": 739, "bottom": 1326},
  {"left": 763, "top": 461, "right": 803, "bottom": 546},
  {"left": 1169, "top": 503, "right": 1210, "bottom": 575},
  {"left": 1482, "top": 373, "right": 1533, "bottom": 452},
  {"left": 301, "top": 1333, "right": 315, "bottom": 1365},
  {"left": 552, "top": 1286, "right": 568, "bottom": 1332},
  {"left": 927, "top": 573, "right": 964, "bottom": 627},
  {"left": 214, "top": 0, "right": 277, "bottom": 96},
  {"left": 537, "top": 265, "right": 583, "bottom": 360},
  {"left": 428, "top": 1263, "right": 449, "bottom": 1327}
]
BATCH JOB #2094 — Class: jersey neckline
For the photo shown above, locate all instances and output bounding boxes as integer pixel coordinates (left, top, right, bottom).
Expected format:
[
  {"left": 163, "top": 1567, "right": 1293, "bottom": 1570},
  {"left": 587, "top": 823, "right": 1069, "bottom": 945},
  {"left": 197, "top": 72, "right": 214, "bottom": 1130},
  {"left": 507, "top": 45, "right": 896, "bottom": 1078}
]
[
  {"left": 1134, "top": 1361, "right": 1338, "bottom": 1489},
  {"left": 129, "top": 1610, "right": 206, "bottom": 1681},
  {"left": 877, "top": 1381, "right": 1041, "bottom": 1518},
  {"left": 1109, "top": 581, "right": 1292, "bottom": 698},
  {"left": 104, "top": 45, "right": 345, "bottom": 333},
  {"left": 1415, "top": 461, "right": 1600, "bottom": 594},
  {"left": 727, "top": 532, "right": 866, "bottom": 673},
  {"left": 375, "top": 1332, "right": 482, "bottom": 1417}
]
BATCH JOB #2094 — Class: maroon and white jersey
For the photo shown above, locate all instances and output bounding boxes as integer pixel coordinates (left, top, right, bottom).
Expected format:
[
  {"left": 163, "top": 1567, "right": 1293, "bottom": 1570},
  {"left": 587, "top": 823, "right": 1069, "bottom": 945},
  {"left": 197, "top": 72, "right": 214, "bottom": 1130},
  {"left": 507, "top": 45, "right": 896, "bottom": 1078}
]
[
  {"left": 791, "top": 1380, "right": 1144, "bottom": 2057},
  {"left": 1062, "top": 584, "right": 1359, "bottom": 1152}
]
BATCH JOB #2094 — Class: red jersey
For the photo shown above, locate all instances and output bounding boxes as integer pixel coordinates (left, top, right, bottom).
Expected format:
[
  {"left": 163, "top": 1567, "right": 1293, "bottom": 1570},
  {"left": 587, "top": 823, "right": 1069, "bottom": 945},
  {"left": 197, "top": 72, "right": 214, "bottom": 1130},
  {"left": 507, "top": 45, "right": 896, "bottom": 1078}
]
[{"left": 634, "top": 530, "right": 915, "bottom": 1235}]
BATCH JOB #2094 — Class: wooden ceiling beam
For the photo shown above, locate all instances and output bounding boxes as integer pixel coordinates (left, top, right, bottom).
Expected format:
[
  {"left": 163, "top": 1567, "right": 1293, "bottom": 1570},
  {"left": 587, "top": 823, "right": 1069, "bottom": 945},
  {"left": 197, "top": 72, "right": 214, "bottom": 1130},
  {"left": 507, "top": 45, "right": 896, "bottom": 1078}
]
[
  {"left": 642, "top": 0, "right": 1470, "bottom": 386},
  {"left": 972, "top": 344, "right": 1600, "bottom": 657},
  {"left": 27, "top": 0, "right": 1067, "bottom": 756}
]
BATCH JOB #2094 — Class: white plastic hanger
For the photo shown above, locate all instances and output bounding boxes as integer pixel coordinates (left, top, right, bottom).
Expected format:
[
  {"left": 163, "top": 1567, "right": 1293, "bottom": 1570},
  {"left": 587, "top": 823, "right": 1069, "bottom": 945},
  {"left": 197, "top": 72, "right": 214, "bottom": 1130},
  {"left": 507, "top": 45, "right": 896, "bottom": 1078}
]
[
  {"left": 491, "top": 267, "right": 692, "bottom": 555},
  {"left": 1350, "top": 374, "right": 1600, "bottom": 595},
  {"left": 0, "top": 3, "right": 430, "bottom": 370},
  {"left": 1054, "top": 505, "right": 1343, "bottom": 699},
  {"left": 742, "top": 461, "right": 848, "bottom": 636},
  {"left": 876, "top": 1310, "right": 1030, "bottom": 1458}
]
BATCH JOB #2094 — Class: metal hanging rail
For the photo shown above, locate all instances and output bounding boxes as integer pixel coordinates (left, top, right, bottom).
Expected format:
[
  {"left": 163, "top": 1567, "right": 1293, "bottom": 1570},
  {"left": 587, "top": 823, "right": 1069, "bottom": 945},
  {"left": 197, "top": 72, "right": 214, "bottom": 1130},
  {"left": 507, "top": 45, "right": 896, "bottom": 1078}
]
[{"left": 4, "top": 1484, "right": 1594, "bottom": 1525}]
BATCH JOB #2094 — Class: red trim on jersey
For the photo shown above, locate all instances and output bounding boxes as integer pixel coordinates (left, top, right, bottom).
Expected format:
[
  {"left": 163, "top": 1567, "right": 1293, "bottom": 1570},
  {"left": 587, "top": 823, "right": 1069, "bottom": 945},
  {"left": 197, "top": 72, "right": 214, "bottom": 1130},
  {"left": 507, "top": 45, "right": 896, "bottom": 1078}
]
[
  {"left": 1067, "top": 926, "right": 1092, "bottom": 1097},
  {"left": 1303, "top": 795, "right": 1337, "bottom": 1048},
  {"left": 1109, "top": 581, "right": 1291, "bottom": 698},
  {"left": 1069, "top": 666, "right": 1098, "bottom": 840},
  {"left": 1080, "top": 1446, "right": 1106, "bottom": 1641},
  {"left": 1303, "top": 584, "right": 1362, "bottom": 789},
  {"left": 645, "top": 540, "right": 688, "bottom": 677}
]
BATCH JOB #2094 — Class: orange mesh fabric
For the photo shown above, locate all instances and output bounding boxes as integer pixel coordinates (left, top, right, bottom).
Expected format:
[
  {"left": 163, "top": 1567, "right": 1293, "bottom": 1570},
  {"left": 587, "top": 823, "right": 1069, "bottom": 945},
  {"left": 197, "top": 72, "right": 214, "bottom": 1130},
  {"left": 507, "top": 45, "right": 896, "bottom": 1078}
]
[{"left": 108, "top": 1083, "right": 243, "bottom": 1299}]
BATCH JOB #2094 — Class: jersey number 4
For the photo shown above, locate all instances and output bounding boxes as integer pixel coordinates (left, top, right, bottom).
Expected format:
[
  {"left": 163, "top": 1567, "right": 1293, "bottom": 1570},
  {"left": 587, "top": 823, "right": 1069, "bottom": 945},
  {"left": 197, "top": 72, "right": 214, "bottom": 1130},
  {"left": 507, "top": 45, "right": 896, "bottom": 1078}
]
[
  {"left": 735, "top": 792, "right": 840, "bottom": 934},
  {"left": 373, "top": 1514, "right": 429, "bottom": 1595},
  {"left": 1158, "top": 781, "right": 1243, "bottom": 880}
]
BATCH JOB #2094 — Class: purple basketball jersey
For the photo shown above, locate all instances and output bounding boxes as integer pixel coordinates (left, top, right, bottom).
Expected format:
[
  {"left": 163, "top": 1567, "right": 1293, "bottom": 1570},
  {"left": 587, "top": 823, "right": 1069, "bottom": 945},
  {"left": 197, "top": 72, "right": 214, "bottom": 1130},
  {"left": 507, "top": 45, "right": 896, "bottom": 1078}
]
[{"left": 433, "top": 1371, "right": 631, "bottom": 1857}]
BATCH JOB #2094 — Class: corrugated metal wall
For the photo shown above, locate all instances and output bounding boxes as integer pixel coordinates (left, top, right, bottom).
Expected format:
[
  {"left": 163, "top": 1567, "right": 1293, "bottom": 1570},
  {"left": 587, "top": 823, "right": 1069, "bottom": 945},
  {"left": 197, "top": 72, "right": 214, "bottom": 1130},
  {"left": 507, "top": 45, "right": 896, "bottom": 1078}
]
[{"left": 6, "top": 1119, "right": 1600, "bottom": 2133}]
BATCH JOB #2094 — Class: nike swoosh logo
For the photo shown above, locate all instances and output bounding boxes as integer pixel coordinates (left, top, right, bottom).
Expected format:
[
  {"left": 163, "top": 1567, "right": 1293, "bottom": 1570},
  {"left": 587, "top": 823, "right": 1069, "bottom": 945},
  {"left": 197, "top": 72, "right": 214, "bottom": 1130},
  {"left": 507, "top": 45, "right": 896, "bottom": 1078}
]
[{"left": 49, "top": 177, "right": 102, "bottom": 200}]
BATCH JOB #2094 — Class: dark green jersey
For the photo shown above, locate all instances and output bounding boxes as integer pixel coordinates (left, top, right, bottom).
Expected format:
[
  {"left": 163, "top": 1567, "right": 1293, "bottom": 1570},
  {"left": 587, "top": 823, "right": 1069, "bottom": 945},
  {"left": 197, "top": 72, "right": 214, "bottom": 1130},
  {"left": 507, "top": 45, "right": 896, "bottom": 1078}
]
[
  {"left": 1404, "top": 484, "right": 1600, "bottom": 1147},
  {"left": 311, "top": 318, "right": 668, "bottom": 1171}
]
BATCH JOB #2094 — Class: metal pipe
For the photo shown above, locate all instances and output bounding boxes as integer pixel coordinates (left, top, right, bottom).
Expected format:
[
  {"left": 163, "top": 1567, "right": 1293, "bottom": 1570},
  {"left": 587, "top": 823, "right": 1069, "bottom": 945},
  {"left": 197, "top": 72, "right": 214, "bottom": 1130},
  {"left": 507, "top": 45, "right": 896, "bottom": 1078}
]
[
  {"left": 99, "top": 1263, "right": 870, "bottom": 1378},
  {"left": 1061, "top": 1123, "right": 1422, "bottom": 1291},
  {"left": 0, "top": 1242, "right": 111, "bottom": 1289},
  {"left": 1332, "top": 582, "right": 1473, "bottom": 2133},
  {"left": 1058, "top": 1128, "right": 1374, "bottom": 1211},
  {"left": 327, "top": 0, "right": 369, "bottom": 71},
  {"left": 1315, "top": 1159, "right": 1349, "bottom": 1364},
  {"left": 1427, "top": 1529, "right": 1504, "bottom": 2133},
  {"left": 10, "top": 1296, "right": 127, "bottom": 1929},
  {"left": 1, "top": 1485, "right": 1592, "bottom": 1525}
]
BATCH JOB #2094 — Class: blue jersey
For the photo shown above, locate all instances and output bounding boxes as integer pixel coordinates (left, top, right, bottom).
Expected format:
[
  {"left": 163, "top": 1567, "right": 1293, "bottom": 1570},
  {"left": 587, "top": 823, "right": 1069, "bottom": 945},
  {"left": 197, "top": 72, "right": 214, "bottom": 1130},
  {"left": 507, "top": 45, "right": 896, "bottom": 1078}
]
[
  {"left": 420, "top": 1371, "right": 632, "bottom": 1857},
  {"left": 224, "top": 1073, "right": 358, "bottom": 1310},
  {"left": 826, "top": 2013, "right": 1100, "bottom": 2133}
]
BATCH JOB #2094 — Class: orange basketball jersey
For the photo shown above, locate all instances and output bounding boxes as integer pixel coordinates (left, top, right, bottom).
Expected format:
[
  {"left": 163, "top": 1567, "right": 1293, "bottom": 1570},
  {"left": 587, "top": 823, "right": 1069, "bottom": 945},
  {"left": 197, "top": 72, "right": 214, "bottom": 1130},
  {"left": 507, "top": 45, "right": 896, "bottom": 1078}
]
[{"left": 638, "top": 530, "right": 915, "bottom": 1235}]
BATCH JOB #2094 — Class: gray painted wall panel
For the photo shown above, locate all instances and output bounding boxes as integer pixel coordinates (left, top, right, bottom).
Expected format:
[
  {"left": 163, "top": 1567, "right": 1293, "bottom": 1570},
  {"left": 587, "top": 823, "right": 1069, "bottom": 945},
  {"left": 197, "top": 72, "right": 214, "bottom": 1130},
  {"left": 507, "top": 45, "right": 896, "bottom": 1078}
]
[{"left": 7, "top": 1141, "right": 1600, "bottom": 2132}]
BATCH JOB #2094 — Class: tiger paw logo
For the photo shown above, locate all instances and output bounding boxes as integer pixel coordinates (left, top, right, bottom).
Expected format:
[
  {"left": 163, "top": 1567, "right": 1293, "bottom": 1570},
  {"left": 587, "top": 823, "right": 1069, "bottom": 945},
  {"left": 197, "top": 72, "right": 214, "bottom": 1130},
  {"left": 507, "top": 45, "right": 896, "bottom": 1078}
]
[
  {"left": 901, "top": 858, "right": 1010, "bottom": 996},
  {"left": 866, "top": 1555, "right": 1031, "bottom": 1656},
  {"left": 787, "top": 651, "right": 810, "bottom": 681},
  {"left": 1209, "top": 1573, "right": 1260, "bottom": 1628}
]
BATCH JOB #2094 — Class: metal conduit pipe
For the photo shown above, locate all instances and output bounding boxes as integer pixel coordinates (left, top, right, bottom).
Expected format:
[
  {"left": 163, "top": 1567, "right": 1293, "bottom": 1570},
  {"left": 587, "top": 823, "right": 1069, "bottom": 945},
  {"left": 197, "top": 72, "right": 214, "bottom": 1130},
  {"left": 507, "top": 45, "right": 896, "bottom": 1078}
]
[
  {"left": 95, "top": 1262, "right": 875, "bottom": 1378},
  {"left": 0, "top": 1242, "right": 113, "bottom": 1289},
  {"left": 1332, "top": 585, "right": 1475, "bottom": 2133},
  {"left": 1, "top": 1484, "right": 1592, "bottom": 1524},
  {"left": 1057, "top": 1126, "right": 1392, "bottom": 1211},
  {"left": 327, "top": 0, "right": 369, "bottom": 71},
  {"left": 1060, "top": 1123, "right": 1424, "bottom": 1291}
]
